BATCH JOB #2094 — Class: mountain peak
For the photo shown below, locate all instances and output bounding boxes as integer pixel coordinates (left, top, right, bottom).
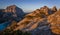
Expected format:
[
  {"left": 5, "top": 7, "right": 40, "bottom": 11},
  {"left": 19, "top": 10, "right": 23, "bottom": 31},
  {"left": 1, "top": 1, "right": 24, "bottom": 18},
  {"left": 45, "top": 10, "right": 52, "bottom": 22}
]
[
  {"left": 8, "top": 5, "right": 17, "bottom": 7},
  {"left": 5, "top": 5, "right": 24, "bottom": 13},
  {"left": 0, "top": 5, "right": 25, "bottom": 22},
  {"left": 52, "top": 6, "right": 57, "bottom": 12},
  {"left": 43, "top": 6, "right": 48, "bottom": 8}
]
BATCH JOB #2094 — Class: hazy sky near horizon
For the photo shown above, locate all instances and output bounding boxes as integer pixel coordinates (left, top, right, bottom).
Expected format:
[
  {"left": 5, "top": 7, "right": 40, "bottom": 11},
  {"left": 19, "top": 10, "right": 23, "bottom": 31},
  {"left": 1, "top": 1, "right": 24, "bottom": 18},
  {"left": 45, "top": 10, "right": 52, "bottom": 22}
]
[{"left": 0, "top": 0, "right": 60, "bottom": 12}]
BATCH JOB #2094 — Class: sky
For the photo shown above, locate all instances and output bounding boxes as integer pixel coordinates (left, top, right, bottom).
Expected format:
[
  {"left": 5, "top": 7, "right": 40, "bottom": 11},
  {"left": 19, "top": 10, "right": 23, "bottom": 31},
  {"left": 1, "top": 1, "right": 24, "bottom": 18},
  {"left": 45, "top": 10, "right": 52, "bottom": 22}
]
[{"left": 0, "top": 0, "right": 60, "bottom": 12}]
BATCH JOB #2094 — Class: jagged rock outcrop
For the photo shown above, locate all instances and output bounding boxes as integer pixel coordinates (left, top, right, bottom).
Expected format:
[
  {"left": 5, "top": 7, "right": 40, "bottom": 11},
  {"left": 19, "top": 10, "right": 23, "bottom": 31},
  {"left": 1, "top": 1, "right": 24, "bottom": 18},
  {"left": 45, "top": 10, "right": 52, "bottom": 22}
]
[
  {"left": 48, "top": 9, "right": 60, "bottom": 34},
  {"left": 51, "top": 6, "right": 57, "bottom": 12},
  {"left": 5, "top": 5, "right": 25, "bottom": 17},
  {"left": 40, "top": 6, "right": 49, "bottom": 15}
]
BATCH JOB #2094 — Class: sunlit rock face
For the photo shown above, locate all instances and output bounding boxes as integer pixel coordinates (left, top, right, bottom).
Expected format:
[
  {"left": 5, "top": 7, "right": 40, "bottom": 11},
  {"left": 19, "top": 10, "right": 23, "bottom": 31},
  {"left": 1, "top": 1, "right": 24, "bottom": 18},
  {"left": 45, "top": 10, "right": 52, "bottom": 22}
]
[
  {"left": 5, "top": 5, "right": 16, "bottom": 12},
  {"left": 40, "top": 6, "right": 49, "bottom": 15},
  {"left": 5, "top": 5, "right": 25, "bottom": 18},
  {"left": 48, "top": 9, "right": 60, "bottom": 34}
]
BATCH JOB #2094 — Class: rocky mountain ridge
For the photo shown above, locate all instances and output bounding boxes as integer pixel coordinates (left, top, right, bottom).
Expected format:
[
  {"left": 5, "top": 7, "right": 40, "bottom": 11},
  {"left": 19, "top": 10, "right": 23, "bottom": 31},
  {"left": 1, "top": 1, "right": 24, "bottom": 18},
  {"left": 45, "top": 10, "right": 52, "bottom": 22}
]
[
  {"left": 4, "top": 6, "right": 60, "bottom": 35},
  {"left": 0, "top": 5, "right": 60, "bottom": 35}
]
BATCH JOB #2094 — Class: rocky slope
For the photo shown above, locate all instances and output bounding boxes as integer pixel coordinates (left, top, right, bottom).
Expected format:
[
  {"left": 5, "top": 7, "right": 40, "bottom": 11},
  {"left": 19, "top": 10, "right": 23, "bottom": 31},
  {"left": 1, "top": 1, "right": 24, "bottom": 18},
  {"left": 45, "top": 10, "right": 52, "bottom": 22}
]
[
  {"left": 48, "top": 9, "right": 60, "bottom": 34},
  {"left": 0, "top": 6, "right": 60, "bottom": 35},
  {"left": 4, "top": 6, "right": 60, "bottom": 35}
]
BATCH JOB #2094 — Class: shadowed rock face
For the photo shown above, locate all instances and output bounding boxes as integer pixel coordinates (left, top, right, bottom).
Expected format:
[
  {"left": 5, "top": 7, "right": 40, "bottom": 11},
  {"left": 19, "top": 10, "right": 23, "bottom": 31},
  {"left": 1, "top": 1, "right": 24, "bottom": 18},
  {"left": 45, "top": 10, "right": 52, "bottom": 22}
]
[
  {"left": 0, "top": 9, "right": 5, "bottom": 12},
  {"left": 52, "top": 6, "right": 57, "bottom": 12}
]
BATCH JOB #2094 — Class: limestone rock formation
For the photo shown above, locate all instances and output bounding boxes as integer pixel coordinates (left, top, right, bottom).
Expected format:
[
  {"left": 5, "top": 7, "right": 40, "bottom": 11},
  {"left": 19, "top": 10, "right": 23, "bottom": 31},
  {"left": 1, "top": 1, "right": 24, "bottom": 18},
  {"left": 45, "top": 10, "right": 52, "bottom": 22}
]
[
  {"left": 52, "top": 6, "right": 57, "bottom": 12},
  {"left": 1, "top": 6, "right": 60, "bottom": 35},
  {"left": 48, "top": 9, "right": 60, "bottom": 34},
  {"left": 5, "top": 5, "right": 25, "bottom": 18}
]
